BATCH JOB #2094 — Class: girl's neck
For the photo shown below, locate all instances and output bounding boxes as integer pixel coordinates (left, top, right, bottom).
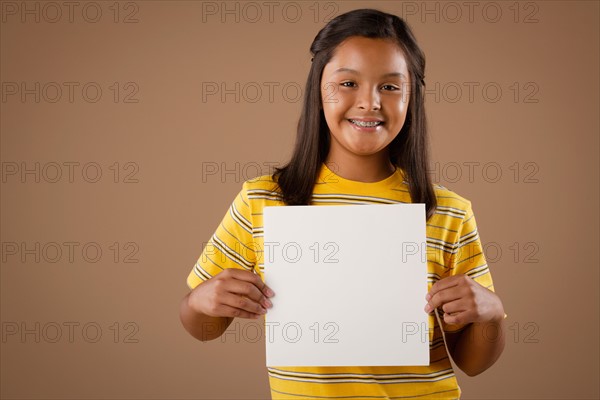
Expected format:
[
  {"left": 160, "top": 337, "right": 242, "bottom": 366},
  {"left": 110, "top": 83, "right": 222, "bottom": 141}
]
[{"left": 324, "top": 152, "right": 396, "bottom": 183}]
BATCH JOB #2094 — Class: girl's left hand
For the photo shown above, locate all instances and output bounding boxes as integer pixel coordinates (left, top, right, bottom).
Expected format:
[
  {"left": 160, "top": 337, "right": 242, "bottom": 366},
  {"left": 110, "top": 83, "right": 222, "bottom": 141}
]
[{"left": 424, "top": 274, "right": 504, "bottom": 325}]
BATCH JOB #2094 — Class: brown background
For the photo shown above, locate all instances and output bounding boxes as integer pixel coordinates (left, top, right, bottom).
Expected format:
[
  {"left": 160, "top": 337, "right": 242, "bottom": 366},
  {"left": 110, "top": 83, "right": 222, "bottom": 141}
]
[{"left": 1, "top": 1, "right": 598, "bottom": 399}]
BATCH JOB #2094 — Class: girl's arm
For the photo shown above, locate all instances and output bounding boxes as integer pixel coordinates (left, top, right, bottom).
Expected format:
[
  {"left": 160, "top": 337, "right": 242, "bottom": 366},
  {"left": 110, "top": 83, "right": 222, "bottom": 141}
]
[
  {"left": 426, "top": 274, "right": 506, "bottom": 376},
  {"left": 180, "top": 269, "right": 274, "bottom": 342},
  {"left": 443, "top": 314, "right": 506, "bottom": 376},
  {"left": 179, "top": 291, "right": 233, "bottom": 342}
]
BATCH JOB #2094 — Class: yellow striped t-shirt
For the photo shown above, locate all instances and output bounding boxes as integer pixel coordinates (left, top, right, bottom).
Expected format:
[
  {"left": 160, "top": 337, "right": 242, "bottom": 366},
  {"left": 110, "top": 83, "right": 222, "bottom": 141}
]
[{"left": 187, "top": 162, "right": 499, "bottom": 399}]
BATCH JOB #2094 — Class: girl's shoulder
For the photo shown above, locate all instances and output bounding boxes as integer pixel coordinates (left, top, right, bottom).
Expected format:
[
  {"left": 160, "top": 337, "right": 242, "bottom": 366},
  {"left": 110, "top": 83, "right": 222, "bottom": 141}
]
[
  {"left": 242, "top": 172, "right": 280, "bottom": 190},
  {"left": 430, "top": 184, "right": 478, "bottom": 233},
  {"left": 237, "top": 173, "right": 282, "bottom": 204},
  {"left": 431, "top": 183, "right": 473, "bottom": 212}
]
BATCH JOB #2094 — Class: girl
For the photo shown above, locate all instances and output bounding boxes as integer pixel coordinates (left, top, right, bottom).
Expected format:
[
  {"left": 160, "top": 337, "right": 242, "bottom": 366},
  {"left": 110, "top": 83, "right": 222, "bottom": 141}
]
[{"left": 180, "top": 8, "right": 506, "bottom": 399}]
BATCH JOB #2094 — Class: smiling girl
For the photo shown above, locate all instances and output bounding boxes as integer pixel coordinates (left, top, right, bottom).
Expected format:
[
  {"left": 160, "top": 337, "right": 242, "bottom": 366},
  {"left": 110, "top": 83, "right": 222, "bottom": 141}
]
[{"left": 180, "top": 8, "right": 506, "bottom": 399}]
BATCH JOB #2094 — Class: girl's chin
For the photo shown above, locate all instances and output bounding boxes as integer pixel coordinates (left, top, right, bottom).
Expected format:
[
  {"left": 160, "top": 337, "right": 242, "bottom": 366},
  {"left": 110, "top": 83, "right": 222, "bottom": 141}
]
[
  {"left": 344, "top": 142, "right": 386, "bottom": 156},
  {"left": 329, "top": 131, "right": 388, "bottom": 155}
]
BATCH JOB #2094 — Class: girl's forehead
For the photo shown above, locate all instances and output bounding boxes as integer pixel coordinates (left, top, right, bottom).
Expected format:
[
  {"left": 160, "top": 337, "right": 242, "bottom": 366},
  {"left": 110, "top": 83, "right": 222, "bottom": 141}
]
[{"left": 325, "top": 38, "right": 409, "bottom": 74}]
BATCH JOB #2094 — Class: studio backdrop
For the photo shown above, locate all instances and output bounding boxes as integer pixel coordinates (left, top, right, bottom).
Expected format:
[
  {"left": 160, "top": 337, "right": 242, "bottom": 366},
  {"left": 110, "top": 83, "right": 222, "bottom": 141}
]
[{"left": 1, "top": 1, "right": 598, "bottom": 399}]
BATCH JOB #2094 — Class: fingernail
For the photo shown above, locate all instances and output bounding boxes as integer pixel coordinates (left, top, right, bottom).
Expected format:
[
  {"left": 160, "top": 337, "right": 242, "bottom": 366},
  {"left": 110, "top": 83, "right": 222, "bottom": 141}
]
[
  {"left": 424, "top": 304, "right": 431, "bottom": 313},
  {"left": 266, "top": 288, "right": 275, "bottom": 297},
  {"left": 260, "top": 307, "right": 267, "bottom": 314},
  {"left": 425, "top": 293, "right": 431, "bottom": 301},
  {"left": 264, "top": 299, "right": 273, "bottom": 308}
]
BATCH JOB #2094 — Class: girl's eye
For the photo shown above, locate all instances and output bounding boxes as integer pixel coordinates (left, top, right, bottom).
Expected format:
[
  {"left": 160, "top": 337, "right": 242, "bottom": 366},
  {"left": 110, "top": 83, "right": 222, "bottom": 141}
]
[{"left": 340, "top": 82, "right": 400, "bottom": 91}]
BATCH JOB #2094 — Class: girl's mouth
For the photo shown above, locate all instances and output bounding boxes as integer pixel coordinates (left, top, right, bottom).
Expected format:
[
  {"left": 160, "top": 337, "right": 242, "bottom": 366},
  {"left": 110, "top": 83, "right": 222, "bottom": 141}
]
[
  {"left": 348, "top": 119, "right": 383, "bottom": 127},
  {"left": 347, "top": 119, "right": 384, "bottom": 130}
]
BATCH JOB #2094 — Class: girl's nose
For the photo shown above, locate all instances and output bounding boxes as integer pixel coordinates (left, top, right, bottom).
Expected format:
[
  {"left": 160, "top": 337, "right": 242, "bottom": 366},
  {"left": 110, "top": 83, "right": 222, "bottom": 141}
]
[{"left": 356, "top": 86, "right": 381, "bottom": 110}]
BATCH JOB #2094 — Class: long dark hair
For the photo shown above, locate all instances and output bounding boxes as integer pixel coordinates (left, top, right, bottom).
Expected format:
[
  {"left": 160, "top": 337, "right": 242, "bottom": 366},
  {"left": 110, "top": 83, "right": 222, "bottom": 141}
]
[{"left": 272, "top": 8, "right": 437, "bottom": 221}]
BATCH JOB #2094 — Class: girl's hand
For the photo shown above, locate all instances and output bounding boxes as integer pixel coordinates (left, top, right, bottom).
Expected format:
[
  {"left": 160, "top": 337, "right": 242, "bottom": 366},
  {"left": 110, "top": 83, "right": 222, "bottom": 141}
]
[
  {"left": 424, "top": 274, "right": 504, "bottom": 325},
  {"left": 188, "top": 268, "right": 275, "bottom": 320}
]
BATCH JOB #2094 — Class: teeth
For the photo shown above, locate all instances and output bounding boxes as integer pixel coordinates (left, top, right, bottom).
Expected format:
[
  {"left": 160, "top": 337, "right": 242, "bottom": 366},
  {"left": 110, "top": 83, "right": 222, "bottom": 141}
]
[{"left": 349, "top": 119, "right": 382, "bottom": 127}]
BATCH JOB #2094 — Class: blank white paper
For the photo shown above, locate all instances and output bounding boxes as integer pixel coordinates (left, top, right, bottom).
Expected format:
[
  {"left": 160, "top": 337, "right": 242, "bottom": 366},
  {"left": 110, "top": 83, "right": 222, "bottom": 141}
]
[{"left": 263, "top": 203, "right": 430, "bottom": 367}]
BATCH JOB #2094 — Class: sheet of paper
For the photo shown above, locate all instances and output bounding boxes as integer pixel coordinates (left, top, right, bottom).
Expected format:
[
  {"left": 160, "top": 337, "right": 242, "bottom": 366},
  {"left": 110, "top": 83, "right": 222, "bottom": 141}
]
[{"left": 263, "top": 203, "right": 430, "bottom": 367}]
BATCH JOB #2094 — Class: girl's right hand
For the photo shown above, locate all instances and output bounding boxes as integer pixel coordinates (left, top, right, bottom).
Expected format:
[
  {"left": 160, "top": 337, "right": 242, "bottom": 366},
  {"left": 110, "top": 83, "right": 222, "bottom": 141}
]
[{"left": 188, "top": 268, "right": 275, "bottom": 320}]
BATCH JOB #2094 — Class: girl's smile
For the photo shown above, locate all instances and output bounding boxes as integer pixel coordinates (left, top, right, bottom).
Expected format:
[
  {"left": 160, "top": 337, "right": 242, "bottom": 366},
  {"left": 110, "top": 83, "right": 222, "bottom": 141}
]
[{"left": 347, "top": 118, "right": 384, "bottom": 132}]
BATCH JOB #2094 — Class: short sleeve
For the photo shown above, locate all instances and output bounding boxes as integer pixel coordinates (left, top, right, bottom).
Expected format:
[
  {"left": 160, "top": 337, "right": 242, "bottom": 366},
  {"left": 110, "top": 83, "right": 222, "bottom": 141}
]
[
  {"left": 441, "top": 201, "right": 506, "bottom": 333},
  {"left": 186, "top": 182, "right": 258, "bottom": 290}
]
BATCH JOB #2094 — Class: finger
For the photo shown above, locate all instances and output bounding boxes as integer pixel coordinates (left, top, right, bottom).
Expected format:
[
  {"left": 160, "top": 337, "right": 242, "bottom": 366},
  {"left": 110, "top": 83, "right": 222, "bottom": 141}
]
[
  {"left": 221, "top": 291, "right": 267, "bottom": 316},
  {"left": 439, "top": 298, "right": 469, "bottom": 315},
  {"left": 427, "top": 274, "right": 464, "bottom": 300},
  {"left": 443, "top": 309, "right": 474, "bottom": 325},
  {"left": 228, "top": 268, "right": 276, "bottom": 298},
  {"left": 216, "top": 303, "right": 264, "bottom": 320},
  {"left": 426, "top": 286, "right": 464, "bottom": 313},
  {"left": 228, "top": 279, "right": 273, "bottom": 309}
]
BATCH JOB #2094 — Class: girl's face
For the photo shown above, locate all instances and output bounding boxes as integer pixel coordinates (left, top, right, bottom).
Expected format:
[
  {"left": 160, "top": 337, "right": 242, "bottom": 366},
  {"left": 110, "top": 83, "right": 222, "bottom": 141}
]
[{"left": 320, "top": 36, "right": 411, "bottom": 160}]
